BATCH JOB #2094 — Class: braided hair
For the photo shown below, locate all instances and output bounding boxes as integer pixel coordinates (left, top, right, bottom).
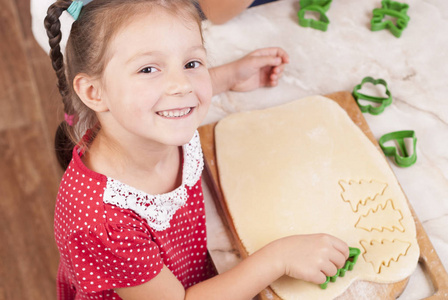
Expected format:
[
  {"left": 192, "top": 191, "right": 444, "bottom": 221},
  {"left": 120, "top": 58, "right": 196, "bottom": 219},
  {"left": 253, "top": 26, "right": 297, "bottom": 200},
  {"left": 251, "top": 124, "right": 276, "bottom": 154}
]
[
  {"left": 44, "top": 0, "right": 203, "bottom": 170},
  {"left": 45, "top": 0, "right": 76, "bottom": 169}
]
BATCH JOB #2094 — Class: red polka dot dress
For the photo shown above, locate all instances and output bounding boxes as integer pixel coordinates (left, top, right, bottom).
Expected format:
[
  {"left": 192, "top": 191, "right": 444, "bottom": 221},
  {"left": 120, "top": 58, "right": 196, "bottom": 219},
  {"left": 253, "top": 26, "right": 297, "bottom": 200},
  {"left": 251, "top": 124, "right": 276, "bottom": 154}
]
[{"left": 54, "top": 131, "right": 215, "bottom": 299}]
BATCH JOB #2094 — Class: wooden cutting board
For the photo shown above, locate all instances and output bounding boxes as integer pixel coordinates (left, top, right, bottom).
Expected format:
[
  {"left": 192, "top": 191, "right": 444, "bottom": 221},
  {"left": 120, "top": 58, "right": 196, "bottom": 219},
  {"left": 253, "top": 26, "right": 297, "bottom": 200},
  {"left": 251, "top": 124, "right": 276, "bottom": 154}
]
[{"left": 198, "top": 91, "right": 448, "bottom": 299}]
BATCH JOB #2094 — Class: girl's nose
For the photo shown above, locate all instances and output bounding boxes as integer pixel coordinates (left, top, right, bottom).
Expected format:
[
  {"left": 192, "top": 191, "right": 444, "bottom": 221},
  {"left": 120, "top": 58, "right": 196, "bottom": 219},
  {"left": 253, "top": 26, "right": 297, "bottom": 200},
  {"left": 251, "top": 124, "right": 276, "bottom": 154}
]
[{"left": 165, "top": 69, "right": 193, "bottom": 97}]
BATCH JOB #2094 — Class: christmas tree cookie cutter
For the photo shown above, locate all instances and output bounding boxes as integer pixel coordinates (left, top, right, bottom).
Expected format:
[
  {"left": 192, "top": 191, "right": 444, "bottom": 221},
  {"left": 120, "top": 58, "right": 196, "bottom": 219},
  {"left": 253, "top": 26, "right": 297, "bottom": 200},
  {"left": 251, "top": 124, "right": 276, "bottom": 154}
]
[
  {"left": 371, "top": 0, "right": 410, "bottom": 38},
  {"left": 352, "top": 77, "right": 392, "bottom": 115},
  {"left": 320, "top": 247, "right": 361, "bottom": 289},
  {"left": 379, "top": 130, "right": 417, "bottom": 167},
  {"left": 298, "top": 0, "right": 332, "bottom": 32}
]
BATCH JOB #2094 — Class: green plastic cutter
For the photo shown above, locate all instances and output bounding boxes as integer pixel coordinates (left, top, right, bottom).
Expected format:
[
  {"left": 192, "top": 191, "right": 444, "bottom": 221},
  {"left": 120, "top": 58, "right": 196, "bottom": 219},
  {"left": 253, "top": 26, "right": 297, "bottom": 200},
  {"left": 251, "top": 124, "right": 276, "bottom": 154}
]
[{"left": 320, "top": 247, "right": 361, "bottom": 289}]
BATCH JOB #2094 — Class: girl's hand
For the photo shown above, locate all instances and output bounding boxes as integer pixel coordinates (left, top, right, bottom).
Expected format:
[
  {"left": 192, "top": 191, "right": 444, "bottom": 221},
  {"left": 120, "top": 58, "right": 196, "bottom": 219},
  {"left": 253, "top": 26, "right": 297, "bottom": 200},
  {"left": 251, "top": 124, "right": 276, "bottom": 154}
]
[
  {"left": 209, "top": 47, "right": 289, "bottom": 95},
  {"left": 229, "top": 47, "right": 289, "bottom": 92},
  {"left": 273, "top": 234, "right": 349, "bottom": 284}
]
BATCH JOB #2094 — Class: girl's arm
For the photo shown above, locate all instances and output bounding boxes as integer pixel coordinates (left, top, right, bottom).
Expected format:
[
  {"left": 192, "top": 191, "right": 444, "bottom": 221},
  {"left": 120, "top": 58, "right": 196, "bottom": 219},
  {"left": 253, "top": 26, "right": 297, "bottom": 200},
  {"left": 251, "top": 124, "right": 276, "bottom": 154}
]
[
  {"left": 115, "top": 233, "right": 349, "bottom": 300},
  {"left": 209, "top": 47, "right": 290, "bottom": 96},
  {"left": 198, "top": 0, "right": 255, "bottom": 24}
]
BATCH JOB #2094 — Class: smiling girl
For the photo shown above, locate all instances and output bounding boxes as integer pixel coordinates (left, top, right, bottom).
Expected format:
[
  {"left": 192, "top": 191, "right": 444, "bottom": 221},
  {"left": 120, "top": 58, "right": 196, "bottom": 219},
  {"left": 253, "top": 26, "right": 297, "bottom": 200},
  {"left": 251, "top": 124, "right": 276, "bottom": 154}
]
[{"left": 44, "top": 0, "right": 348, "bottom": 299}]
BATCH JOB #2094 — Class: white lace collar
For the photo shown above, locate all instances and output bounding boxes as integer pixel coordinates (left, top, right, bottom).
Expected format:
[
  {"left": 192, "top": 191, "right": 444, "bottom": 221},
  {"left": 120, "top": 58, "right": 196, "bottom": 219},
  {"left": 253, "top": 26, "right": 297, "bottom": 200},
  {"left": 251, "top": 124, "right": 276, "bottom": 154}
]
[{"left": 102, "top": 131, "right": 204, "bottom": 231}]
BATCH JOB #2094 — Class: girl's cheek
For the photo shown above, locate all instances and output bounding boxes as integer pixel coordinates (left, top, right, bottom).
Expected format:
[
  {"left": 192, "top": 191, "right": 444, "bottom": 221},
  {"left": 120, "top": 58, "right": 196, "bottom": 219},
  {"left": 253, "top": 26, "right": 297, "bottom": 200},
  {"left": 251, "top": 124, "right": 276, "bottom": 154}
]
[
  {"left": 202, "top": 73, "right": 213, "bottom": 99},
  {"left": 192, "top": 73, "right": 211, "bottom": 101}
]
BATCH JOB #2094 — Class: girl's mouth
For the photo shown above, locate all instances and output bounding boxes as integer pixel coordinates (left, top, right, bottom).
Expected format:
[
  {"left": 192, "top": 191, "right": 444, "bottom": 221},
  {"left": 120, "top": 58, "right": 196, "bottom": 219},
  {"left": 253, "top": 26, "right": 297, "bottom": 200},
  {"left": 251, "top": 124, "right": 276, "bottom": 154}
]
[{"left": 156, "top": 107, "right": 193, "bottom": 118}]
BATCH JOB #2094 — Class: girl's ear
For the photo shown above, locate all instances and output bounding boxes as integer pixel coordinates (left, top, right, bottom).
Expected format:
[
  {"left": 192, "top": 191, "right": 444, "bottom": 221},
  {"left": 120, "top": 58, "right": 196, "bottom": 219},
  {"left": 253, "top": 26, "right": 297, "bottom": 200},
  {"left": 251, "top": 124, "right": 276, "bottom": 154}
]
[{"left": 73, "top": 74, "right": 109, "bottom": 112}]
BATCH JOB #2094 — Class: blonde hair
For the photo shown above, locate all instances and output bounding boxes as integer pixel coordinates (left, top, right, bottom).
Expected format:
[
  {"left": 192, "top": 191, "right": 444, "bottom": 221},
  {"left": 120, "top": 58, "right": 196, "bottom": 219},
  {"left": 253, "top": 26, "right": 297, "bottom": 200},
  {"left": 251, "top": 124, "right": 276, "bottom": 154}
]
[{"left": 44, "top": 0, "right": 203, "bottom": 168}]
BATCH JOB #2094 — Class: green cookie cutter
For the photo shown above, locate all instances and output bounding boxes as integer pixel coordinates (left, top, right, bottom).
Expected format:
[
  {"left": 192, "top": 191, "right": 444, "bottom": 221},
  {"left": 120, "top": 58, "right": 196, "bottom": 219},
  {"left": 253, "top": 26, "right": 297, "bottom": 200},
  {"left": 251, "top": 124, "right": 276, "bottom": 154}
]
[
  {"left": 300, "top": 0, "right": 332, "bottom": 12},
  {"left": 320, "top": 247, "right": 361, "bottom": 289},
  {"left": 352, "top": 77, "right": 392, "bottom": 115},
  {"left": 371, "top": 0, "right": 410, "bottom": 38},
  {"left": 298, "top": 0, "right": 332, "bottom": 32},
  {"left": 379, "top": 130, "right": 417, "bottom": 167}
]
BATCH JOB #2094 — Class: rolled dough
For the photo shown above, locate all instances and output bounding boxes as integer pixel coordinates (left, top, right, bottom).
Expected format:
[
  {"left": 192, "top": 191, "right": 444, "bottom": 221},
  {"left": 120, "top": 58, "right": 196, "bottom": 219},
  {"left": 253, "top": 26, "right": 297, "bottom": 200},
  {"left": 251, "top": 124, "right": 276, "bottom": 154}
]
[{"left": 214, "top": 96, "right": 419, "bottom": 299}]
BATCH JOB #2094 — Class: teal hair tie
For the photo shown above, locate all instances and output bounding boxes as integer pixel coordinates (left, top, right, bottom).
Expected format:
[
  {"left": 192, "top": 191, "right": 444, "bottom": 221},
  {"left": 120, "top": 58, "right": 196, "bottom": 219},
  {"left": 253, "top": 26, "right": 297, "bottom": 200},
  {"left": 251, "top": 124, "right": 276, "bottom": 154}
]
[{"left": 67, "top": 0, "right": 83, "bottom": 20}]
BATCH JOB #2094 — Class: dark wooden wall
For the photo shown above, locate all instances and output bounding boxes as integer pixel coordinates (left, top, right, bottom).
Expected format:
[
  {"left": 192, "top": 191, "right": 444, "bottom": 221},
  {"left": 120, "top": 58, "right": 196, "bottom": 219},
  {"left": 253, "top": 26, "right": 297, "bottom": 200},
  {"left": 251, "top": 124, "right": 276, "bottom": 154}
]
[{"left": 0, "top": 0, "right": 63, "bottom": 299}]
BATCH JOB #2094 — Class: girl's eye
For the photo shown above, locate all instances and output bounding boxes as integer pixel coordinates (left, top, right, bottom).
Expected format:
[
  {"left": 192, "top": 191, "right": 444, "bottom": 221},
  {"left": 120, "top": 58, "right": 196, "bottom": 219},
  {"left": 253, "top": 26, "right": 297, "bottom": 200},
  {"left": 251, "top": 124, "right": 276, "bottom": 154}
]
[
  {"left": 185, "top": 61, "right": 201, "bottom": 69},
  {"left": 139, "top": 67, "right": 157, "bottom": 74}
]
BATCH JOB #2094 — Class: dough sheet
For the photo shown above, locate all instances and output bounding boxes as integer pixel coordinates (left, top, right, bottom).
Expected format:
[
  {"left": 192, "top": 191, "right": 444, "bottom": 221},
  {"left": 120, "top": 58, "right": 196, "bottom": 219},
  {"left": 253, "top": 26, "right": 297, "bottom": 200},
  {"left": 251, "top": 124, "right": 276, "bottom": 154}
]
[{"left": 215, "top": 96, "right": 419, "bottom": 299}]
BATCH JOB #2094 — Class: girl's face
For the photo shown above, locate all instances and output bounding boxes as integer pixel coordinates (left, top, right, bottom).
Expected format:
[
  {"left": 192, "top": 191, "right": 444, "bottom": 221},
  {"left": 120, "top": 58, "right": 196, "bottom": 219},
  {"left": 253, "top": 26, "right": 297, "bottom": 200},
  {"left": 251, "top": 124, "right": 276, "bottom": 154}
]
[{"left": 97, "top": 7, "right": 212, "bottom": 148}]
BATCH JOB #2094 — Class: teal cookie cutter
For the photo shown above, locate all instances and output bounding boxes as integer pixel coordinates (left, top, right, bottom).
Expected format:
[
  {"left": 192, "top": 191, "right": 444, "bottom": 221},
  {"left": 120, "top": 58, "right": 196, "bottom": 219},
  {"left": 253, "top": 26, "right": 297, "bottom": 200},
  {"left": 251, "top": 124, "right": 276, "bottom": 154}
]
[
  {"left": 371, "top": 0, "right": 410, "bottom": 38},
  {"left": 320, "top": 247, "right": 361, "bottom": 289},
  {"left": 352, "top": 77, "right": 392, "bottom": 115},
  {"left": 379, "top": 130, "right": 417, "bottom": 167},
  {"left": 298, "top": 0, "right": 332, "bottom": 32}
]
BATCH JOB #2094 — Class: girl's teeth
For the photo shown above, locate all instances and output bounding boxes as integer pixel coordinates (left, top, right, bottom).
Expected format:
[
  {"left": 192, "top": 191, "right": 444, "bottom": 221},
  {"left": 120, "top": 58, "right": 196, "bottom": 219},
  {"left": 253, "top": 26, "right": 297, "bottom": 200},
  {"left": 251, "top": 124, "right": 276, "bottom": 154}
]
[{"left": 158, "top": 108, "right": 191, "bottom": 118}]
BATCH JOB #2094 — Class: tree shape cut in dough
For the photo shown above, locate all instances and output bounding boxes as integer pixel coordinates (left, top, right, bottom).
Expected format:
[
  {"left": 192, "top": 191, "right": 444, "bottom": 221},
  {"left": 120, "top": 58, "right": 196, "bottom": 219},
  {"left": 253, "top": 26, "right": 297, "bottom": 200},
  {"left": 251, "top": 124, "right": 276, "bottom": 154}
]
[
  {"left": 339, "top": 180, "right": 388, "bottom": 212},
  {"left": 360, "top": 239, "right": 411, "bottom": 274},
  {"left": 355, "top": 199, "right": 404, "bottom": 232}
]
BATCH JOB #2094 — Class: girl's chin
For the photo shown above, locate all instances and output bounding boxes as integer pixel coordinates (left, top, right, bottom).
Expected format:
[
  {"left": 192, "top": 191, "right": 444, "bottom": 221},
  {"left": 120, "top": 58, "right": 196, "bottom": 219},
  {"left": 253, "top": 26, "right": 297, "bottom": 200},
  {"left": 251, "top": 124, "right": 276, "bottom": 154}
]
[{"left": 161, "top": 128, "right": 198, "bottom": 146}]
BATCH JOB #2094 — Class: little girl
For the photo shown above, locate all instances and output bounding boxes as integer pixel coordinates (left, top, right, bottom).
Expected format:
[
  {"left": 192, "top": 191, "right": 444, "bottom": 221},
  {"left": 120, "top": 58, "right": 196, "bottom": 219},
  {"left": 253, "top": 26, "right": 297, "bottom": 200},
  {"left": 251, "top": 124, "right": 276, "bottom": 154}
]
[{"left": 45, "top": 0, "right": 349, "bottom": 299}]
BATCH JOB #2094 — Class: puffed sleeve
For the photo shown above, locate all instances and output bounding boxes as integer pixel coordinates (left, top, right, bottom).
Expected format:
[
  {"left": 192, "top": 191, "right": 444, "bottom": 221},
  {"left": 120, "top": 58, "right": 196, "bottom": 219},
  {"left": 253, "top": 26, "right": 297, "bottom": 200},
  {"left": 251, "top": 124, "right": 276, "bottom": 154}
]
[{"left": 65, "top": 216, "right": 163, "bottom": 293}]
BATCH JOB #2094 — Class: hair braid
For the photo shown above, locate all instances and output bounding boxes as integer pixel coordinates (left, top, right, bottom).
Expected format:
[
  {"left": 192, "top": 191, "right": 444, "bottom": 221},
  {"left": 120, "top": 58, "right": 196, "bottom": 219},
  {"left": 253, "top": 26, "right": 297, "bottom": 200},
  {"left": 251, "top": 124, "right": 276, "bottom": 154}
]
[
  {"left": 44, "top": 1, "right": 72, "bottom": 104},
  {"left": 45, "top": 0, "right": 76, "bottom": 170}
]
